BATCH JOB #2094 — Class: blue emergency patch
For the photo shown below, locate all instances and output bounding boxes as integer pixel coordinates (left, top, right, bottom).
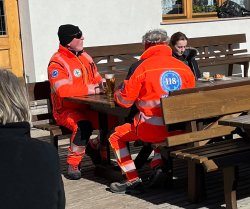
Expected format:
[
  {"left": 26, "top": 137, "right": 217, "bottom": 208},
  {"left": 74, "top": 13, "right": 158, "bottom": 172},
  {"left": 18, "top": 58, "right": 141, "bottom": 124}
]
[
  {"left": 160, "top": 71, "right": 182, "bottom": 92},
  {"left": 51, "top": 69, "right": 59, "bottom": 78}
]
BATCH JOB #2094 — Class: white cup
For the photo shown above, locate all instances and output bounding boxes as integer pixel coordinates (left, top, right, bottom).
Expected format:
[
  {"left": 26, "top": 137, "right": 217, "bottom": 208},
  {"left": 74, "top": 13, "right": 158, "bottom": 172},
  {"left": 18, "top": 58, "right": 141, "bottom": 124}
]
[{"left": 203, "top": 72, "right": 210, "bottom": 79}]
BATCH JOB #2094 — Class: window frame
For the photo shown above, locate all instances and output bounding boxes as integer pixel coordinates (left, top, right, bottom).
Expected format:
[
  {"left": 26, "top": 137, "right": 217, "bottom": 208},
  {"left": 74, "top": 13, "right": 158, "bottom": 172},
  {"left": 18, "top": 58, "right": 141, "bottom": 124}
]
[{"left": 162, "top": 0, "right": 225, "bottom": 22}]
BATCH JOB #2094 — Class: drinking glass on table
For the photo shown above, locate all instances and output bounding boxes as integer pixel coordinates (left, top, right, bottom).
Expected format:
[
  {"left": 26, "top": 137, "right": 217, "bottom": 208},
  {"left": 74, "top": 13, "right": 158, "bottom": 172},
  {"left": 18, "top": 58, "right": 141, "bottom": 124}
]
[
  {"left": 203, "top": 72, "right": 210, "bottom": 79},
  {"left": 104, "top": 74, "right": 115, "bottom": 97}
]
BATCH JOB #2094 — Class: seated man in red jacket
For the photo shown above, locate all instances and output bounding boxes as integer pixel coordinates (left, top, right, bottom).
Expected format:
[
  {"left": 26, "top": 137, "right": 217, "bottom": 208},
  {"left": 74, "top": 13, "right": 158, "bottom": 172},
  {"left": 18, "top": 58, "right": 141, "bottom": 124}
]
[
  {"left": 48, "top": 24, "right": 105, "bottom": 180},
  {"left": 109, "top": 29, "right": 195, "bottom": 194}
]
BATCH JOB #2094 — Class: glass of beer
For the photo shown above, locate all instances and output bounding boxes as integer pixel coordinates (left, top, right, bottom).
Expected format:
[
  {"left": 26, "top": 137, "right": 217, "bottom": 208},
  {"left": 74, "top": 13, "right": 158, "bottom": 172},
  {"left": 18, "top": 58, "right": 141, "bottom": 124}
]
[{"left": 104, "top": 74, "right": 115, "bottom": 97}]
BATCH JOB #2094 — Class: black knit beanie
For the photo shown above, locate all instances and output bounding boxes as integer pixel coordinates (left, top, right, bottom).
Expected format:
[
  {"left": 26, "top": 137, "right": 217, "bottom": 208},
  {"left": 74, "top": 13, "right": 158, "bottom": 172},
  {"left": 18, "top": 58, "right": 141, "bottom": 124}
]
[{"left": 58, "top": 24, "right": 81, "bottom": 46}]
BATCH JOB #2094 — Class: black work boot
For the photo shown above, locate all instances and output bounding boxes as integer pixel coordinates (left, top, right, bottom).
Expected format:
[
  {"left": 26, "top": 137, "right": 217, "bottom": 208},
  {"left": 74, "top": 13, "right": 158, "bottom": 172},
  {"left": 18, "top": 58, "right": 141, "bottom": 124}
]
[
  {"left": 68, "top": 164, "right": 81, "bottom": 180},
  {"left": 110, "top": 178, "right": 144, "bottom": 194},
  {"left": 85, "top": 143, "right": 102, "bottom": 165},
  {"left": 144, "top": 167, "right": 167, "bottom": 188}
]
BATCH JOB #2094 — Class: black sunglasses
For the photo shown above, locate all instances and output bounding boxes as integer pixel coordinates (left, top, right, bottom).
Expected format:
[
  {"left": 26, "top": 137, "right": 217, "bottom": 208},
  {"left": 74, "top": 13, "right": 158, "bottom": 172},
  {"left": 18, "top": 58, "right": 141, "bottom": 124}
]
[{"left": 70, "top": 30, "right": 82, "bottom": 39}]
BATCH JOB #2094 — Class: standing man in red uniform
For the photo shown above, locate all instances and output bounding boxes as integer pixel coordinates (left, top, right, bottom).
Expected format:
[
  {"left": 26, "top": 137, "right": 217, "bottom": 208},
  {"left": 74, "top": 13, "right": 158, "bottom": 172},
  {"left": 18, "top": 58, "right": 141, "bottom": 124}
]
[
  {"left": 109, "top": 29, "right": 195, "bottom": 194},
  {"left": 48, "top": 24, "right": 103, "bottom": 180}
]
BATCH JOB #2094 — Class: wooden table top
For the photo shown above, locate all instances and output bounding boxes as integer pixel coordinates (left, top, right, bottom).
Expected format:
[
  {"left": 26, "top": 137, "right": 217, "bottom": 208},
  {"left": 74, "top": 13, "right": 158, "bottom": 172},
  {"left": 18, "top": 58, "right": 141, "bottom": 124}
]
[
  {"left": 219, "top": 114, "right": 250, "bottom": 130},
  {"left": 65, "top": 94, "right": 116, "bottom": 108},
  {"left": 65, "top": 93, "right": 131, "bottom": 117},
  {"left": 170, "top": 76, "right": 250, "bottom": 96},
  {"left": 65, "top": 77, "right": 250, "bottom": 110}
]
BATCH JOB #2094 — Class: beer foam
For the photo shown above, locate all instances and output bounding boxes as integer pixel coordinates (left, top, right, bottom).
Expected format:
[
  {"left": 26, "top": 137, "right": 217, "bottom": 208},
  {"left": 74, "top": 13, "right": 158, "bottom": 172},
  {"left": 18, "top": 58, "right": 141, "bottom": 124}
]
[{"left": 105, "top": 74, "right": 115, "bottom": 79}]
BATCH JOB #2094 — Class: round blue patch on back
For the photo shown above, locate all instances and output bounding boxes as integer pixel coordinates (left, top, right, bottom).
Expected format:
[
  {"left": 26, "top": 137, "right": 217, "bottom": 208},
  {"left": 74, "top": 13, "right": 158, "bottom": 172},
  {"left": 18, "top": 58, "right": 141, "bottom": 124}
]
[
  {"left": 160, "top": 71, "right": 182, "bottom": 92},
  {"left": 51, "top": 69, "right": 59, "bottom": 78}
]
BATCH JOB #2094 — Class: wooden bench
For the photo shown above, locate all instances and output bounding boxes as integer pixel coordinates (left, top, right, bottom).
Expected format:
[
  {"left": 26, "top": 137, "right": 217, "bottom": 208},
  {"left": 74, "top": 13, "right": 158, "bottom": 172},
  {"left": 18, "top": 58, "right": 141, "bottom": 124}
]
[
  {"left": 27, "top": 81, "right": 71, "bottom": 149},
  {"left": 85, "top": 33, "right": 250, "bottom": 77},
  {"left": 188, "top": 33, "right": 250, "bottom": 77},
  {"left": 156, "top": 81, "right": 250, "bottom": 209},
  {"left": 27, "top": 33, "right": 250, "bottom": 150},
  {"left": 85, "top": 42, "right": 144, "bottom": 74}
]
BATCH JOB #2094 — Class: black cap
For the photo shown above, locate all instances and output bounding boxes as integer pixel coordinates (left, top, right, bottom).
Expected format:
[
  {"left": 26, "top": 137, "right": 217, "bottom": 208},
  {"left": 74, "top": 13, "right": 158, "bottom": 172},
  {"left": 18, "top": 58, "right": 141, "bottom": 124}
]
[{"left": 58, "top": 24, "right": 81, "bottom": 46}]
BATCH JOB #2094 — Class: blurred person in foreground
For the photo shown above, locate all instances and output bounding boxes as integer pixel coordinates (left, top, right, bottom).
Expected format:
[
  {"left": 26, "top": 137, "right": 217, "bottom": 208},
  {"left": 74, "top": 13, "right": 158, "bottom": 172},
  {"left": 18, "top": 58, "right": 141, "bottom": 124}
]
[
  {"left": 170, "top": 31, "right": 201, "bottom": 79},
  {"left": 0, "top": 69, "right": 65, "bottom": 209},
  {"left": 48, "top": 24, "right": 116, "bottom": 180},
  {"left": 108, "top": 29, "right": 195, "bottom": 194}
]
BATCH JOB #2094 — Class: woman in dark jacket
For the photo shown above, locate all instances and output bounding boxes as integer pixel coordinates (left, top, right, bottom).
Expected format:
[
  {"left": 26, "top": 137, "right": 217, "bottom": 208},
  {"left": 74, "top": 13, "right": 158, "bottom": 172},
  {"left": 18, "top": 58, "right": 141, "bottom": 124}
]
[
  {"left": 0, "top": 70, "right": 65, "bottom": 209},
  {"left": 170, "top": 32, "right": 201, "bottom": 79}
]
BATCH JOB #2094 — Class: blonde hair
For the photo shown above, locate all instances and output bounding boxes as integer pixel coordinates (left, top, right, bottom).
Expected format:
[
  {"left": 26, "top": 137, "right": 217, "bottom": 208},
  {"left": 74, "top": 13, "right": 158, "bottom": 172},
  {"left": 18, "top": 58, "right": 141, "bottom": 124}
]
[{"left": 0, "top": 70, "right": 31, "bottom": 124}]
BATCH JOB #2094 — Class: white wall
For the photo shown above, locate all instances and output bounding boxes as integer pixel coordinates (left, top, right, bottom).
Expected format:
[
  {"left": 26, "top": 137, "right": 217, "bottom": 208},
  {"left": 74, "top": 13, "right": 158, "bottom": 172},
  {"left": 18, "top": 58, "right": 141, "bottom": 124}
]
[{"left": 19, "top": 0, "right": 250, "bottom": 82}]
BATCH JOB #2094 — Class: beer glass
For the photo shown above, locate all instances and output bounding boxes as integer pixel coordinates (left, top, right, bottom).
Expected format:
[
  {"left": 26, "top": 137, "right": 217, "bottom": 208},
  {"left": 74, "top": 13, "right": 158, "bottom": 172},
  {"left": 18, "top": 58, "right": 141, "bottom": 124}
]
[{"left": 104, "top": 74, "right": 115, "bottom": 97}]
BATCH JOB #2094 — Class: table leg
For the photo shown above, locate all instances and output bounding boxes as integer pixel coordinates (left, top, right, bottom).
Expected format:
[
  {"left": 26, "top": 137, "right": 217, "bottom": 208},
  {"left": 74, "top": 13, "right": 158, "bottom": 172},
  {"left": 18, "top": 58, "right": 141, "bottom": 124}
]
[
  {"left": 243, "top": 62, "right": 249, "bottom": 77},
  {"left": 223, "top": 166, "right": 238, "bottom": 209},
  {"left": 188, "top": 162, "right": 206, "bottom": 203},
  {"left": 98, "top": 112, "right": 111, "bottom": 164},
  {"left": 244, "top": 128, "right": 250, "bottom": 139}
]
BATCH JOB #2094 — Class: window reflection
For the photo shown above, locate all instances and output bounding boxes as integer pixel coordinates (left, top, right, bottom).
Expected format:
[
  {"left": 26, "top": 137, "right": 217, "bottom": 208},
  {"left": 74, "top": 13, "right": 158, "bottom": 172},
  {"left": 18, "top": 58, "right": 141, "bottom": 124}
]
[
  {"left": 193, "top": 0, "right": 217, "bottom": 13},
  {"left": 231, "top": 0, "right": 248, "bottom": 9},
  {"left": 162, "top": 0, "right": 183, "bottom": 15}
]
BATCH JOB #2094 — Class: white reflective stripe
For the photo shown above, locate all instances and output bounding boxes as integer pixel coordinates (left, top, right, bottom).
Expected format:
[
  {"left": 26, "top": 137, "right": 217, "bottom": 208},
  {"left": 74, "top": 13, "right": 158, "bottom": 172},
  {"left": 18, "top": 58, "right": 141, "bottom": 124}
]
[
  {"left": 53, "top": 54, "right": 73, "bottom": 90},
  {"left": 116, "top": 147, "right": 130, "bottom": 160},
  {"left": 54, "top": 79, "right": 73, "bottom": 90},
  {"left": 136, "top": 112, "right": 164, "bottom": 126},
  {"left": 115, "top": 91, "right": 134, "bottom": 106},
  {"left": 55, "top": 54, "right": 73, "bottom": 80},
  {"left": 152, "top": 152, "right": 162, "bottom": 161},
  {"left": 137, "top": 100, "right": 161, "bottom": 108},
  {"left": 120, "top": 162, "right": 136, "bottom": 173}
]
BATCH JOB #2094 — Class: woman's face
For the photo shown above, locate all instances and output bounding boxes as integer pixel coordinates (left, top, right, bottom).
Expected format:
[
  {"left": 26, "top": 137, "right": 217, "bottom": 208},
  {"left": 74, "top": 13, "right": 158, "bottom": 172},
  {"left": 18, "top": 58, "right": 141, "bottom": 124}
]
[{"left": 173, "top": 39, "right": 187, "bottom": 56}]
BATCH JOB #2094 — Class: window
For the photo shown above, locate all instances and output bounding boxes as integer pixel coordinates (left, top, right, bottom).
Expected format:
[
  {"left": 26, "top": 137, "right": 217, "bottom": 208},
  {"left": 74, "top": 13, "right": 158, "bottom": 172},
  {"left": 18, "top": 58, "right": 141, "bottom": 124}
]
[
  {"left": 0, "top": 0, "right": 6, "bottom": 35},
  {"left": 162, "top": 0, "right": 249, "bottom": 22}
]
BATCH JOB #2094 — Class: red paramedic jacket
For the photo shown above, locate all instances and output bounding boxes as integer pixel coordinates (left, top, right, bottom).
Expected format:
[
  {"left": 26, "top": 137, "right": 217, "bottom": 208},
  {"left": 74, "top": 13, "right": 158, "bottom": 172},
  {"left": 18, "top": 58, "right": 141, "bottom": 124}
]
[
  {"left": 48, "top": 45, "right": 102, "bottom": 114},
  {"left": 114, "top": 44, "right": 195, "bottom": 142}
]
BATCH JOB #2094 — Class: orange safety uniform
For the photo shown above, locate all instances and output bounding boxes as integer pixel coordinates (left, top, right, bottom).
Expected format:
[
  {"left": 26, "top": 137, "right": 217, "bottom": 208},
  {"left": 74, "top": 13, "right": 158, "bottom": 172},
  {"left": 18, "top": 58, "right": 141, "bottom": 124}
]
[
  {"left": 109, "top": 44, "right": 195, "bottom": 181},
  {"left": 48, "top": 45, "right": 102, "bottom": 167}
]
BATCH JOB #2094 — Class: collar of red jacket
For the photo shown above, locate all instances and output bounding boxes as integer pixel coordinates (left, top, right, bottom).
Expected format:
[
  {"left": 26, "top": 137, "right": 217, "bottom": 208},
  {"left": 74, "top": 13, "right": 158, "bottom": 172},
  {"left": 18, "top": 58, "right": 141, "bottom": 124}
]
[
  {"left": 58, "top": 44, "right": 83, "bottom": 57},
  {"left": 140, "top": 44, "right": 172, "bottom": 60}
]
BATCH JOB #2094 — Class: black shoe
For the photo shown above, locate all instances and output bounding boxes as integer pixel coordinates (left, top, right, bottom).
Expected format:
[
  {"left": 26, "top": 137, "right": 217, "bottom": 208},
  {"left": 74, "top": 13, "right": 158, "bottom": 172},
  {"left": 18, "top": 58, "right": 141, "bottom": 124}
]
[
  {"left": 67, "top": 165, "right": 81, "bottom": 180},
  {"left": 144, "top": 167, "right": 167, "bottom": 188},
  {"left": 85, "top": 143, "right": 102, "bottom": 165},
  {"left": 110, "top": 178, "right": 144, "bottom": 194}
]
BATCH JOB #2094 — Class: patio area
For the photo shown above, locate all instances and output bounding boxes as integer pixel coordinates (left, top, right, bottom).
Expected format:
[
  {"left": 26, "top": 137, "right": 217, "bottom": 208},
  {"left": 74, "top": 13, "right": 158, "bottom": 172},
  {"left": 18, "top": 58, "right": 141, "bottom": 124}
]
[{"left": 31, "top": 128, "right": 250, "bottom": 209}]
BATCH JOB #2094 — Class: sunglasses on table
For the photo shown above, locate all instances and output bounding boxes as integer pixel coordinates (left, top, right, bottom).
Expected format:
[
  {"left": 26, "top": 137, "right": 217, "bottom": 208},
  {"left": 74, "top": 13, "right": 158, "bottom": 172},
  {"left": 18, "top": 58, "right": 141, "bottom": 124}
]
[{"left": 70, "top": 30, "right": 83, "bottom": 39}]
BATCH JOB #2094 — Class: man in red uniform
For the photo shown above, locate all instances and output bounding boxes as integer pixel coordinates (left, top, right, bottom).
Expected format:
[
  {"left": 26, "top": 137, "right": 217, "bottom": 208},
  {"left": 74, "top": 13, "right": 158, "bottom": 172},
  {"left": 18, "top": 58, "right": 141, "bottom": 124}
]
[
  {"left": 48, "top": 24, "right": 103, "bottom": 180},
  {"left": 109, "top": 29, "right": 195, "bottom": 193}
]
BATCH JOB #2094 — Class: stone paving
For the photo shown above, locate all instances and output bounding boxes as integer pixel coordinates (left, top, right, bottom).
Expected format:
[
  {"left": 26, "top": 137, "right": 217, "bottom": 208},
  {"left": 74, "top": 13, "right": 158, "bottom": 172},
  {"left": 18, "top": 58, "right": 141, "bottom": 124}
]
[{"left": 31, "top": 128, "right": 250, "bottom": 209}]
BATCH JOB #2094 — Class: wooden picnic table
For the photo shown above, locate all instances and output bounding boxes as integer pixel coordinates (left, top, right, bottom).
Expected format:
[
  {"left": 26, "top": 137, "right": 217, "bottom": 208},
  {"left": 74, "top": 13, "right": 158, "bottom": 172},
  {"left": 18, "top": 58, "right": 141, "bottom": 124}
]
[
  {"left": 170, "top": 76, "right": 250, "bottom": 95},
  {"left": 65, "top": 94, "right": 130, "bottom": 163},
  {"left": 64, "top": 76, "right": 250, "bottom": 164},
  {"left": 217, "top": 115, "right": 250, "bottom": 209},
  {"left": 219, "top": 114, "right": 250, "bottom": 136}
]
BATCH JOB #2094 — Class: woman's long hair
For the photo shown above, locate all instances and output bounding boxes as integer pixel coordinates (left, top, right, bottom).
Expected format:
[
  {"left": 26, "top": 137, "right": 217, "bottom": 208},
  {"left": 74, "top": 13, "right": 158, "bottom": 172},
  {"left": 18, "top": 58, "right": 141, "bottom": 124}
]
[
  {"left": 169, "top": 31, "right": 188, "bottom": 48},
  {"left": 0, "top": 69, "right": 31, "bottom": 124}
]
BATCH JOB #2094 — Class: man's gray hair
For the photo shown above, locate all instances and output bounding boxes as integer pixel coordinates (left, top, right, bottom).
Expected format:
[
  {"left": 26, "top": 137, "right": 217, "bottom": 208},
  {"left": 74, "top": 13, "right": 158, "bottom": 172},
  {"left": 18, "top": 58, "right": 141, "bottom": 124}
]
[
  {"left": 0, "top": 69, "right": 31, "bottom": 125},
  {"left": 142, "top": 29, "right": 169, "bottom": 44}
]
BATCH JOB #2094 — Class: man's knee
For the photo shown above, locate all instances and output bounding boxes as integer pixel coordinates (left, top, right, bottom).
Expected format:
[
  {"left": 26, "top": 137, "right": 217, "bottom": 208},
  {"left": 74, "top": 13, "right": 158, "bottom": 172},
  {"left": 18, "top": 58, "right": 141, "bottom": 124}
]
[{"left": 72, "top": 120, "right": 93, "bottom": 146}]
